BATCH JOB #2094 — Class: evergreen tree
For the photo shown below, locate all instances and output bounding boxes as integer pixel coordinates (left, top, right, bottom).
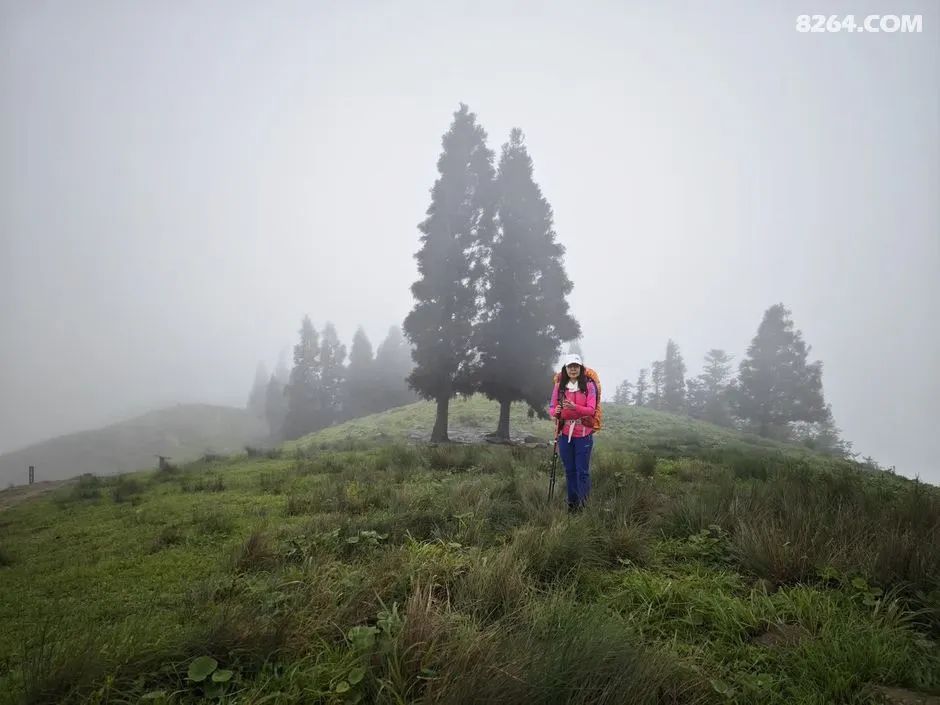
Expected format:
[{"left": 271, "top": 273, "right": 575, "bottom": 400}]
[
  {"left": 733, "top": 303, "right": 829, "bottom": 438},
  {"left": 246, "top": 362, "right": 269, "bottom": 420},
  {"left": 375, "top": 325, "right": 417, "bottom": 411},
  {"left": 686, "top": 377, "right": 707, "bottom": 418},
  {"left": 264, "top": 374, "right": 288, "bottom": 442},
  {"left": 343, "top": 326, "right": 376, "bottom": 421},
  {"left": 475, "top": 128, "right": 580, "bottom": 439},
  {"left": 614, "top": 379, "right": 634, "bottom": 405},
  {"left": 264, "top": 348, "right": 291, "bottom": 441},
  {"left": 649, "top": 361, "right": 664, "bottom": 410},
  {"left": 662, "top": 339, "right": 686, "bottom": 413},
  {"left": 319, "top": 322, "right": 347, "bottom": 425},
  {"left": 283, "top": 315, "right": 321, "bottom": 441},
  {"left": 403, "top": 104, "right": 497, "bottom": 442},
  {"left": 698, "top": 349, "right": 735, "bottom": 426},
  {"left": 634, "top": 369, "right": 648, "bottom": 407}
]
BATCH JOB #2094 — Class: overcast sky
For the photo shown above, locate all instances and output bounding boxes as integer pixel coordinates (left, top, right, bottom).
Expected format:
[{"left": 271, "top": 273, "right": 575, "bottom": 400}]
[{"left": 1, "top": 0, "right": 937, "bottom": 482}]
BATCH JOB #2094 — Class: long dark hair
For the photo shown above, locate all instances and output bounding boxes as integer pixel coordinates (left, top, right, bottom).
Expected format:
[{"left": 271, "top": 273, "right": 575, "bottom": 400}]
[{"left": 558, "top": 363, "right": 588, "bottom": 394}]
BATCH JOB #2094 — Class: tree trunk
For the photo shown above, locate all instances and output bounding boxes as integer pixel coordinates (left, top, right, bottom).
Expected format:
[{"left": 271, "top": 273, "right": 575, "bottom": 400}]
[
  {"left": 431, "top": 395, "right": 450, "bottom": 442},
  {"left": 494, "top": 399, "right": 511, "bottom": 440}
]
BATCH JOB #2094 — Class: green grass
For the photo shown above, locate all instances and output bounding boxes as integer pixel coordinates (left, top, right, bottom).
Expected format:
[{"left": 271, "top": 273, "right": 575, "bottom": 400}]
[{"left": 0, "top": 402, "right": 938, "bottom": 704}]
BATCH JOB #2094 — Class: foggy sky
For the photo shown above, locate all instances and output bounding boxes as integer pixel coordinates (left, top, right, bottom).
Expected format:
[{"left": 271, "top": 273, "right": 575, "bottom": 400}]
[{"left": 1, "top": 1, "right": 937, "bottom": 482}]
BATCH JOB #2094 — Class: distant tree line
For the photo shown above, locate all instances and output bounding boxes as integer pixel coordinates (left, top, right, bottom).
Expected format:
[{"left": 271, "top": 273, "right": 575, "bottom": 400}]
[
  {"left": 246, "top": 323, "right": 416, "bottom": 442},
  {"left": 613, "top": 304, "right": 852, "bottom": 457}
]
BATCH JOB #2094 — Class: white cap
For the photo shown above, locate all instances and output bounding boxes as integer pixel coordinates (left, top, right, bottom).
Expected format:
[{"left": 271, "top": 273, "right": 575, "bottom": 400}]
[{"left": 561, "top": 353, "right": 583, "bottom": 368}]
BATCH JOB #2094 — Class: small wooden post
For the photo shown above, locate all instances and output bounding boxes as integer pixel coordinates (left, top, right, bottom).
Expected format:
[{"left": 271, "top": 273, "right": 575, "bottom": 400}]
[{"left": 28, "top": 465, "right": 34, "bottom": 484}]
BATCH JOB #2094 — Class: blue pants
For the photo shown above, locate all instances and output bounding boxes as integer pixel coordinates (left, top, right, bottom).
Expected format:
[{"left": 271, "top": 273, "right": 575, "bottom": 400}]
[{"left": 558, "top": 432, "right": 594, "bottom": 507}]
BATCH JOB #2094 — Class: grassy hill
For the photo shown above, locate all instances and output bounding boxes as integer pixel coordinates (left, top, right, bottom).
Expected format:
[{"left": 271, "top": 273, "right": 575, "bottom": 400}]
[
  {"left": 0, "top": 404, "right": 268, "bottom": 486},
  {"left": 289, "top": 396, "right": 810, "bottom": 458},
  {"left": 0, "top": 400, "right": 938, "bottom": 704}
]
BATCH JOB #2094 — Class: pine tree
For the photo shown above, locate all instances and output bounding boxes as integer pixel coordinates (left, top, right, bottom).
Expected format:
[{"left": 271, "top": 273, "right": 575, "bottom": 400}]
[
  {"left": 733, "top": 304, "right": 829, "bottom": 438},
  {"left": 634, "top": 369, "right": 648, "bottom": 407},
  {"left": 246, "top": 362, "right": 269, "bottom": 420},
  {"left": 662, "top": 339, "right": 686, "bottom": 413},
  {"left": 614, "top": 379, "right": 634, "bottom": 405},
  {"left": 343, "top": 326, "right": 375, "bottom": 421},
  {"left": 403, "top": 104, "right": 497, "bottom": 442},
  {"left": 686, "top": 377, "right": 707, "bottom": 418},
  {"left": 283, "top": 315, "right": 321, "bottom": 441},
  {"left": 264, "top": 374, "right": 288, "bottom": 442},
  {"left": 319, "top": 322, "right": 347, "bottom": 425},
  {"left": 649, "top": 361, "right": 664, "bottom": 410},
  {"left": 699, "top": 349, "right": 734, "bottom": 426},
  {"left": 374, "top": 325, "right": 417, "bottom": 411},
  {"left": 475, "top": 128, "right": 580, "bottom": 439}
]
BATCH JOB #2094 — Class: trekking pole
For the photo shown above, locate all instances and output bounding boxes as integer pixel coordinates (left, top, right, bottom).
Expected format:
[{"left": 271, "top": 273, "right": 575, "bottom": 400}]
[{"left": 548, "top": 414, "right": 561, "bottom": 502}]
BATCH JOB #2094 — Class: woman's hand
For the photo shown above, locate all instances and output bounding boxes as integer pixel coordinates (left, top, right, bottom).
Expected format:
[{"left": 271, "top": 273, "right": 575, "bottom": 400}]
[{"left": 561, "top": 398, "right": 576, "bottom": 410}]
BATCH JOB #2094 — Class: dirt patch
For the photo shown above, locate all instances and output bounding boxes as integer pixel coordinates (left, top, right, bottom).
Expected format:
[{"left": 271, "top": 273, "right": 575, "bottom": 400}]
[{"left": 0, "top": 480, "right": 67, "bottom": 513}]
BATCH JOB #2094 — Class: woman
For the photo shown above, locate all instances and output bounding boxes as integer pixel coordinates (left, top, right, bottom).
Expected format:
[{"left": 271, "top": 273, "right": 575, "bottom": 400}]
[{"left": 548, "top": 353, "right": 597, "bottom": 511}]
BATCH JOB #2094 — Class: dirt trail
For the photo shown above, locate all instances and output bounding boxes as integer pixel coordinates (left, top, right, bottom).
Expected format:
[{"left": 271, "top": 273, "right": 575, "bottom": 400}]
[{"left": 0, "top": 480, "right": 67, "bottom": 513}]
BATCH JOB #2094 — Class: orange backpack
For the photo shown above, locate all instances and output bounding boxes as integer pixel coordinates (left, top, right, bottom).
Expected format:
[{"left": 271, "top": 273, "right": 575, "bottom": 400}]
[{"left": 553, "top": 367, "right": 603, "bottom": 431}]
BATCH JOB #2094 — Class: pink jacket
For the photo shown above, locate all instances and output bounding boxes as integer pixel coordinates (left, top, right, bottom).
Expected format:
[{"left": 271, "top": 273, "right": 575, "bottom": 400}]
[{"left": 549, "top": 381, "right": 597, "bottom": 439}]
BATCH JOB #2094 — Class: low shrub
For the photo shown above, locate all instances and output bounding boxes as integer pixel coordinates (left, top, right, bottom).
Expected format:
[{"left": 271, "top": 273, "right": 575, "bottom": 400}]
[{"left": 111, "top": 475, "right": 146, "bottom": 503}]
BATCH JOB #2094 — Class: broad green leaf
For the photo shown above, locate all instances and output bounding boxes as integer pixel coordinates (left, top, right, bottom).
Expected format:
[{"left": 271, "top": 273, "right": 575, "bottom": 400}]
[
  {"left": 188, "top": 656, "right": 218, "bottom": 682},
  {"left": 212, "top": 669, "right": 234, "bottom": 683},
  {"left": 348, "top": 666, "right": 366, "bottom": 685},
  {"left": 335, "top": 680, "right": 351, "bottom": 693}
]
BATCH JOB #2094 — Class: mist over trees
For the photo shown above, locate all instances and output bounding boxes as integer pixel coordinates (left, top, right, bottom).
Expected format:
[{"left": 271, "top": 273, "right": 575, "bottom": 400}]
[
  {"left": 613, "top": 379, "right": 633, "bottom": 405},
  {"left": 475, "top": 128, "right": 580, "bottom": 439},
  {"left": 403, "top": 105, "right": 580, "bottom": 442},
  {"left": 733, "top": 303, "right": 829, "bottom": 439},
  {"left": 661, "top": 339, "right": 686, "bottom": 414},
  {"left": 282, "top": 316, "right": 322, "bottom": 441},
  {"left": 249, "top": 322, "right": 418, "bottom": 442},
  {"left": 687, "top": 349, "right": 735, "bottom": 427},
  {"left": 342, "top": 327, "right": 376, "bottom": 422},
  {"left": 634, "top": 369, "right": 648, "bottom": 407},
  {"left": 244, "top": 106, "right": 849, "bottom": 458},
  {"left": 403, "top": 104, "right": 497, "bottom": 442},
  {"left": 246, "top": 362, "right": 268, "bottom": 421},
  {"left": 614, "top": 303, "right": 850, "bottom": 456},
  {"left": 373, "top": 326, "right": 419, "bottom": 412}
]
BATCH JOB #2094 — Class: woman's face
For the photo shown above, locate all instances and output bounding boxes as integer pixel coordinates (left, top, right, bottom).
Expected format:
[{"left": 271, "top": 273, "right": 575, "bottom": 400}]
[{"left": 566, "top": 363, "right": 581, "bottom": 380}]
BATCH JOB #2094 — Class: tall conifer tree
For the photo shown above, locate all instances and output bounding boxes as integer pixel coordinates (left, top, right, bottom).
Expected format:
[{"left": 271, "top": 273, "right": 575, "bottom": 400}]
[
  {"left": 403, "top": 104, "right": 497, "bottom": 441},
  {"left": 733, "top": 304, "right": 828, "bottom": 438},
  {"left": 475, "top": 128, "right": 580, "bottom": 438},
  {"left": 283, "top": 316, "right": 321, "bottom": 440}
]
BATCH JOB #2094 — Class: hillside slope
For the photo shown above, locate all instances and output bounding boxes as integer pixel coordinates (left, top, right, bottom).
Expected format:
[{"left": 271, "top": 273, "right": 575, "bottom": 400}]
[
  {"left": 0, "top": 404, "right": 267, "bottom": 486},
  {"left": 0, "top": 399, "right": 937, "bottom": 703}
]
